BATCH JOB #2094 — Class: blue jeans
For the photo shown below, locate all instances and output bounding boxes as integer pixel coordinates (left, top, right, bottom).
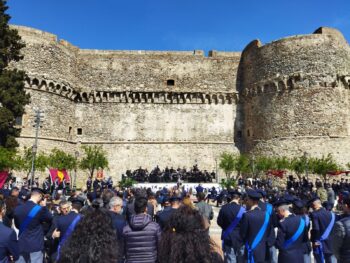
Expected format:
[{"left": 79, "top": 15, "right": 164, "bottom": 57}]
[
  {"left": 223, "top": 245, "right": 244, "bottom": 263},
  {"left": 313, "top": 253, "right": 337, "bottom": 263},
  {"left": 16, "top": 251, "right": 43, "bottom": 263}
]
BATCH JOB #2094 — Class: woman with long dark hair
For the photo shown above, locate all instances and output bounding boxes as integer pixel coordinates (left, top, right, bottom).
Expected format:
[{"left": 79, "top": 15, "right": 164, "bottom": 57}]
[
  {"left": 58, "top": 199, "right": 119, "bottom": 263},
  {"left": 159, "top": 205, "right": 223, "bottom": 263}
]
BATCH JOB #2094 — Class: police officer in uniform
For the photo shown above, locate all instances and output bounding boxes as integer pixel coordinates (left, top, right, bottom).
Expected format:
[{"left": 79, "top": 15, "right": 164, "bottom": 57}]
[
  {"left": 257, "top": 189, "right": 277, "bottom": 263},
  {"left": 292, "top": 199, "right": 312, "bottom": 263},
  {"left": 275, "top": 199, "right": 308, "bottom": 263},
  {"left": 217, "top": 190, "right": 245, "bottom": 263},
  {"left": 309, "top": 196, "right": 336, "bottom": 263},
  {"left": 13, "top": 188, "right": 52, "bottom": 263},
  {"left": 240, "top": 189, "right": 272, "bottom": 263}
]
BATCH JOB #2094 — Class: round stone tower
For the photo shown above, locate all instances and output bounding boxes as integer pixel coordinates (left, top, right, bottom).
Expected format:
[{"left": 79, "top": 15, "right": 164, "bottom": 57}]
[{"left": 239, "top": 27, "right": 350, "bottom": 163}]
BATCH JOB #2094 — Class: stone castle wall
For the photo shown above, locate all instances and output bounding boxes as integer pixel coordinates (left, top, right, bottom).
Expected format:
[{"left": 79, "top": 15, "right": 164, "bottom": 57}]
[
  {"left": 11, "top": 25, "right": 239, "bottom": 180},
  {"left": 239, "top": 27, "right": 350, "bottom": 162},
  {"left": 9, "top": 25, "right": 350, "bottom": 181}
]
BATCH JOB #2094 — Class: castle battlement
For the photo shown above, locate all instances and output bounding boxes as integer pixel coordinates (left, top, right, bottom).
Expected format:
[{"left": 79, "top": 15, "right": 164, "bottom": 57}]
[{"left": 11, "top": 25, "right": 350, "bottom": 180}]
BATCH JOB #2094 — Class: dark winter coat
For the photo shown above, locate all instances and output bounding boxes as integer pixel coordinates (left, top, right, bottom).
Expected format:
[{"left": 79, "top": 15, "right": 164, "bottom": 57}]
[{"left": 123, "top": 213, "right": 161, "bottom": 263}]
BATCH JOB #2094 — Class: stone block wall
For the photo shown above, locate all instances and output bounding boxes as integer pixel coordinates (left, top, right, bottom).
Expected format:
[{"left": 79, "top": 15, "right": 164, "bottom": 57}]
[
  {"left": 10, "top": 25, "right": 350, "bottom": 181},
  {"left": 11, "top": 25, "right": 239, "bottom": 180},
  {"left": 239, "top": 27, "right": 350, "bottom": 163}
]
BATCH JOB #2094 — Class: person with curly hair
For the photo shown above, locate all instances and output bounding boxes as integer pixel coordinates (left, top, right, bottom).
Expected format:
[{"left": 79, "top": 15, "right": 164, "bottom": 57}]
[
  {"left": 57, "top": 199, "right": 119, "bottom": 263},
  {"left": 159, "top": 205, "right": 223, "bottom": 263}
]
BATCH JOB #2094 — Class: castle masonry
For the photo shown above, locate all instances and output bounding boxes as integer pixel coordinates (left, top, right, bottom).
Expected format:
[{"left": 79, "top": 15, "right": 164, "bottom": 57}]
[{"left": 9, "top": 25, "right": 350, "bottom": 179}]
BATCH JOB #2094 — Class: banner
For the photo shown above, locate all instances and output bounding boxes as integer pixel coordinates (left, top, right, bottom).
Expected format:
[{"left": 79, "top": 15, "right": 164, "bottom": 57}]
[
  {"left": 0, "top": 171, "right": 9, "bottom": 189},
  {"left": 96, "top": 169, "right": 104, "bottom": 181},
  {"left": 49, "top": 169, "right": 70, "bottom": 183}
]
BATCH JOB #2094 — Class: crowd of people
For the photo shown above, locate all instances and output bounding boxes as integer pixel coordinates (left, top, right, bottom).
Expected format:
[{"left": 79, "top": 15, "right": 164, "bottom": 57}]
[
  {"left": 0, "top": 174, "right": 349, "bottom": 263},
  {"left": 123, "top": 165, "right": 216, "bottom": 183}
]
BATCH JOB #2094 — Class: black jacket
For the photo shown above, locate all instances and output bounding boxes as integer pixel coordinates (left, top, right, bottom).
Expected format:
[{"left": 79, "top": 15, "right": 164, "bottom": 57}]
[{"left": 331, "top": 214, "right": 350, "bottom": 263}]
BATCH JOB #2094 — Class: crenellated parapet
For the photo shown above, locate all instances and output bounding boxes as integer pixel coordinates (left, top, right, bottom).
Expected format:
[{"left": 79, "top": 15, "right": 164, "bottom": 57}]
[
  {"left": 25, "top": 76, "right": 238, "bottom": 105},
  {"left": 241, "top": 73, "right": 350, "bottom": 98}
]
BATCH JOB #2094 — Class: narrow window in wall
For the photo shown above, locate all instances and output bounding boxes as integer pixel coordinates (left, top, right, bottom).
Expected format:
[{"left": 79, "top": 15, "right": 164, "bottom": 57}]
[
  {"left": 77, "top": 128, "right": 82, "bottom": 135},
  {"left": 69, "top": 126, "right": 72, "bottom": 135},
  {"left": 15, "top": 116, "right": 23, "bottom": 126},
  {"left": 167, "top": 79, "right": 175, "bottom": 86},
  {"left": 247, "top": 129, "right": 250, "bottom": 137}
]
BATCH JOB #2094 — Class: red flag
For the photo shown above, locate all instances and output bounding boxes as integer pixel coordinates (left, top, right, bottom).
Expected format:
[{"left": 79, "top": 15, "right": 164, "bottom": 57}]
[
  {"left": 49, "top": 169, "right": 70, "bottom": 183},
  {"left": 0, "top": 171, "right": 9, "bottom": 189}
]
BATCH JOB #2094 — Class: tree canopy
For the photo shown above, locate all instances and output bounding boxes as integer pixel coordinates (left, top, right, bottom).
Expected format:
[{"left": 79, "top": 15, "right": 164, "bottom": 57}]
[
  {"left": 47, "top": 148, "right": 77, "bottom": 171},
  {"left": 0, "top": 0, "right": 30, "bottom": 149},
  {"left": 79, "top": 145, "right": 109, "bottom": 178}
]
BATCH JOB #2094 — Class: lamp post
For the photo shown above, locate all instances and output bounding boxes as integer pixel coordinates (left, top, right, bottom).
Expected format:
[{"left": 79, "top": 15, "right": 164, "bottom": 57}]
[
  {"left": 73, "top": 151, "right": 79, "bottom": 190},
  {"left": 304, "top": 152, "right": 309, "bottom": 181},
  {"left": 251, "top": 155, "right": 256, "bottom": 178},
  {"left": 30, "top": 109, "right": 44, "bottom": 190},
  {"left": 215, "top": 158, "right": 218, "bottom": 183}
]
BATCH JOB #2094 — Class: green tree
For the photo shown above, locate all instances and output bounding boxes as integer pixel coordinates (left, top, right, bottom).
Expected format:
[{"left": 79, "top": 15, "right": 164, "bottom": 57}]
[
  {"left": 47, "top": 148, "right": 77, "bottom": 171},
  {"left": 273, "top": 156, "right": 290, "bottom": 170},
  {"left": 219, "top": 152, "right": 236, "bottom": 179},
  {"left": 220, "top": 178, "right": 237, "bottom": 190},
  {"left": 16, "top": 147, "right": 48, "bottom": 177},
  {"left": 235, "top": 154, "right": 251, "bottom": 178},
  {"left": 79, "top": 145, "right": 108, "bottom": 178},
  {"left": 0, "top": 0, "right": 30, "bottom": 149},
  {"left": 118, "top": 177, "right": 136, "bottom": 189},
  {"left": 0, "top": 146, "right": 17, "bottom": 171},
  {"left": 290, "top": 155, "right": 307, "bottom": 180},
  {"left": 254, "top": 156, "right": 274, "bottom": 177},
  {"left": 310, "top": 154, "right": 340, "bottom": 182}
]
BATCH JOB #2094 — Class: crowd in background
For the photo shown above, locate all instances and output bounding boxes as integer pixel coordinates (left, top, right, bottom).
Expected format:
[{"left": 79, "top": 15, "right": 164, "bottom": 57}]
[
  {"left": 123, "top": 165, "right": 216, "bottom": 183},
  {"left": 0, "top": 174, "right": 350, "bottom": 263}
]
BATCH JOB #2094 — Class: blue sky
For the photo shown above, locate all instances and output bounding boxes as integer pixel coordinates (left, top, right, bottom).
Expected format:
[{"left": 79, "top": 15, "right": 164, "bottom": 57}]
[{"left": 7, "top": 0, "right": 350, "bottom": 53}]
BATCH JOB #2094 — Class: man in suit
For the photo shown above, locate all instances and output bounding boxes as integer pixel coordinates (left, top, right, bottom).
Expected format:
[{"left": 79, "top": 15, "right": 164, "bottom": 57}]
[
  {"left": 217, "top": 190, "right": 245, "bottom": 263},
  {"left": 109, "top": 196, "right": 126, "bottom": 263},
  {"left": 240, "top": 189, "right": 272, "bottom": 263},
  {"left": 13, "top": 188, "right": 52, "bottom": 263},
  {"left": 0, "top": 198, "right": 19, "bottom": 262}
]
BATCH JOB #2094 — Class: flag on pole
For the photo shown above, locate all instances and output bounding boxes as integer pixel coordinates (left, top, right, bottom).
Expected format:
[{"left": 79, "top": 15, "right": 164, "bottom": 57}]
[
  {"left": 0, "top": 171, "right": 9, "bottom": 189},
  {"left": 49, "top": 169, "right": 70, "bottom": 183}
]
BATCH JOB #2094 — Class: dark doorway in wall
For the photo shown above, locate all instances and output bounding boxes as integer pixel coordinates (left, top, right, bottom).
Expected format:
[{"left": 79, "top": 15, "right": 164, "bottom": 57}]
[{"left": 77, "top": 128, "right": 82, "bottom": 135}]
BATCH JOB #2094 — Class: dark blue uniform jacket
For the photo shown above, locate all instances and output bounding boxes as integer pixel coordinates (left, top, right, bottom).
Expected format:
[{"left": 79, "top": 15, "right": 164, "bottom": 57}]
[
  {"left": 240, "top": 207, "right": 271, "bottom": 263},
  {"left": 13, "top": 201, "right": 52, "bottom": 253},
  {"left": 0, "top": 221, "right": 19, "bottom": 262},
  {"left": 275, "top": 214, "right": 308, "bottom": 263},
  {"left": 217, "top": 202, "right": 244, "bottom": 248}
]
